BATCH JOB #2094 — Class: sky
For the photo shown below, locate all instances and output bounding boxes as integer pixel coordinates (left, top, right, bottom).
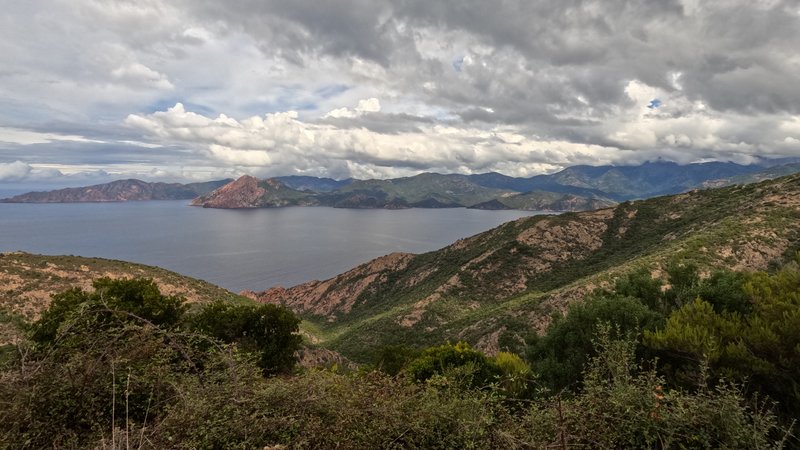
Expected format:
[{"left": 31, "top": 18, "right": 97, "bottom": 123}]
[{"left": 1, "top": 0, "right": 799, "bottom": 186}]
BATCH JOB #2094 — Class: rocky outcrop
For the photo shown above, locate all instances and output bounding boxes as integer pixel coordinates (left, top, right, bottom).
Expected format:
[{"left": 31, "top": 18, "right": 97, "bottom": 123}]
[
  {"left": 191, "top": 175, "right": 318, "bottom": 208},
  {"left": 256, "top": 252, "right": 414, "bottom": 319},
  {"left": 192, "top": 175, "right": 267, "bottom": 208}
]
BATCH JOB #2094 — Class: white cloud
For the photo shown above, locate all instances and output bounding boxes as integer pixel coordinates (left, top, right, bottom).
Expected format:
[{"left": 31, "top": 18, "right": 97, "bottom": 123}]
[
  {"left": 127, "top": 101, "right": 620, "bottom": 179},
  {"left": 325, "top": 97, "right": 382, "bottom": 118},
  {"left": 111, "top": 62, "right": 174, "bottom": 90},
  {"left": 0, "top": 161, "right": 32, "bottom": 181},
  {"left": 0, "top": 128, "right": 103, "bottom": 145}
]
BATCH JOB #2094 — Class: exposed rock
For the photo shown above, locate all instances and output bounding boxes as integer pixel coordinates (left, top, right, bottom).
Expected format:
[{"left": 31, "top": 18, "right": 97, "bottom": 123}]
[
  {"left": 257, "top": 252, "right": 415, "bottom": 319},
  {"left": 192, "top": 175, "right": 267, "bottom": 208}
]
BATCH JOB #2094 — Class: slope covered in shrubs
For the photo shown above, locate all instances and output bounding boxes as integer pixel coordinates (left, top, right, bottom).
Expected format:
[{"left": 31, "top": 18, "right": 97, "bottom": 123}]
[{"left": 1, "top": 271, "right": 797, "bottom": 448}]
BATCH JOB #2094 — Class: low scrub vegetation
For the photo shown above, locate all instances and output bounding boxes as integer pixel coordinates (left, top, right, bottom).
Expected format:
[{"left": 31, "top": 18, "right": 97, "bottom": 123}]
[{"left": 1, "top": 259, "right": 798, "bottom": 448}]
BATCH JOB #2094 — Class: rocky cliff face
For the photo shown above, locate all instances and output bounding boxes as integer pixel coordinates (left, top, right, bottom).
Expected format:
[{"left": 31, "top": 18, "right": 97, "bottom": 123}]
[{"left": 258, "top": 253, "right": 414, "bottom": 320}]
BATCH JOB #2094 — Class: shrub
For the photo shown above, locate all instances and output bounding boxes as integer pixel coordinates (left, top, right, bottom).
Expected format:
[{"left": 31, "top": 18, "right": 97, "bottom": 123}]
[
  {"left": 406, "top": 341, "right": 501, "bottom": 390},
  {"left": 30, "top": 277, "right": 187, "bottom": 344},
  {"left": 189, "top": 301, "right": 302, "bottom": 375},
  {"left": 526, "top": 295, "right": 662, "bottom": 391},
  {"left": 517, "top": 325, "right": 786, "bottom": 449}
]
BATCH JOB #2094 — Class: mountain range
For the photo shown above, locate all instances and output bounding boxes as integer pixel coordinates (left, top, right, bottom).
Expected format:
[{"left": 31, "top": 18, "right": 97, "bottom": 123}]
[
  {"left": 0, "top": 178, "right": 231, "bottom": 203},
  {"left": 4, "top": 160, "right": 800, "bottom": 212}
]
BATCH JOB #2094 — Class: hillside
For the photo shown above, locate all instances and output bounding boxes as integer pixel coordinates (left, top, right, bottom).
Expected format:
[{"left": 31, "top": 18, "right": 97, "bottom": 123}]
[
  {"left": 703, "top": 162, "right": 800, "bottom": 188},
  {"left": 330, "top": 173, "right": 513, "bottom": 207},
  {"left": 1, "top": 179, "right": 231, "bottom": 203},
  {"left": 255, "top": 173, "right": 800, "bottom": 361},
  {"left": 470, "top": 190, "right": 616, "bottom": 211},
  {"left": 196, "top": 173, "right": 613, "bottom": 211},
  {"left": 544, "top": 161, "right": 760, "bottom": 199},
  {"left": 0, "top": 252, "right": 247, "bottom": 321},
  {"left": 191, "top": 175, "right": 318, "bottom": 208},
  {"left": 275, "top": 175, "right": 354, "bottom": 192}
]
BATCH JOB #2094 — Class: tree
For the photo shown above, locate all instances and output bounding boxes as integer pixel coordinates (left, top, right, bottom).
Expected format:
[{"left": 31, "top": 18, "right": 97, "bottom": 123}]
[
  {"left": 190, "top": 301, "right": 302, "bottom": 375},
  {"left": 406, "top": 341, "right": 501, "bottom": 389},
  {"left": 31, "top": 277, "right": 187, "bottom": 344},
  {"left": 526, "top": 295, "right": 662, "bottom": 391},
  {"left": 645, "top": 258, "right": 800, "bottom": 416}
]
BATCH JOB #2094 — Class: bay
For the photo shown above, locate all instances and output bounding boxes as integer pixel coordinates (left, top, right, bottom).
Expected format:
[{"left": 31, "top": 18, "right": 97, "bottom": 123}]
[{"left": 0, "top": 201, "right": 543, "bottom": 292}]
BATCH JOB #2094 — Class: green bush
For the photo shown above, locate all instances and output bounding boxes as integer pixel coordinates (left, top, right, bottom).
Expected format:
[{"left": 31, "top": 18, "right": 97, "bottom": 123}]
[
  {"left": 517, "top": 326, "right": 786, "bottom": 449},
  {"left": 526, "top": 295, "right": 662, "bottom": 391},
  {"left": 406, "top": 341, "right": 502, "bottom": 390},
  {"left": 372, "top": 343, "right": 420, "bottom": 376},
  {"left": 30, "top": 277, "right": 187, "bottom": 344},
  {"left": 189, "top": 301, "right": 302, "bottom": 375},
  {"left": 646, "top": 258, "right": 800, "bottom": 417}
]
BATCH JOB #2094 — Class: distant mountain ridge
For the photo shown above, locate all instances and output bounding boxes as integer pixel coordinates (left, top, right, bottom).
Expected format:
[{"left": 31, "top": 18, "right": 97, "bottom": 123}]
[
  {"left": 191, "top": 173, "right": 604, "bottom": 211},
  {"left": 275, "top": 175, "right": 354, "bottom": 192},
  {"left": 193, "top": 160, "right": 800, "bottom": 210},
  {"left": 6, "top": 160, "right": 800, "bottom": 210},
  {"left": 0, "top": 178, "right": 231, "bottom": 203}
]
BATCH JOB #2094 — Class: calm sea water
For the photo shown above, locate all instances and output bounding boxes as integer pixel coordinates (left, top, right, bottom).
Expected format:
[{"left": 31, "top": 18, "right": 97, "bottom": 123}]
[{"left": 0, "top": 201, "right": 542, "bottom": 292}]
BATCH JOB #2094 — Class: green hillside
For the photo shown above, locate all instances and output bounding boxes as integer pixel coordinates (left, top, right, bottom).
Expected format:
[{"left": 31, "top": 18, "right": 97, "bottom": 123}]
[
  {"left": 0, "top": 252, "right": 248, "bottom": 319},
  {"left": 472, "top": 190, "right": 616, "bottom": 211},
  {"left": 258, "top": 173, "right": 800, "bottom": 361},
  {"left": 332, "top": 173, "right": 515, "bottom": 207}
]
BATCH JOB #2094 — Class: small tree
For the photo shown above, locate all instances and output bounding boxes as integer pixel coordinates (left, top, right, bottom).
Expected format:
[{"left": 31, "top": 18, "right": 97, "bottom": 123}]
[
  {"left": 526, "top": 295, "right": 661, "bottom": 391},
  {"left": 406, "top": 341, "right": 501, "bottom": 389},
  {"left": 31, "top": 277, "right": 187, "bottom": 344},
  {"left": 190, "top": 301, "right": 302, "bottom": 375}
]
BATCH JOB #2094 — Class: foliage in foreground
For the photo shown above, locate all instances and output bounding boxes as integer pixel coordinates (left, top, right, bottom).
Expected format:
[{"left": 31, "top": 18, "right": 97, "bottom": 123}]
[
  {"left": 646, "top": 258, "right": 800, "bottom": 417},
  {"left": 0, "top": 277, "right": 302, "bottom": 448},
  {"left": 0, "top": 289, "right": 786, "bottom": 448},
  {"left": 0, "top": 268, "right": 796, "bottom": 448}
]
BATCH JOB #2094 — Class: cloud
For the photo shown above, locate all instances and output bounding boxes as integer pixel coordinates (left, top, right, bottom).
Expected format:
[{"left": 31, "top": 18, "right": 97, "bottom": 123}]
[
  {"left": 126, "top": 101, "right": 618, "bottom": 179},
  {"left": 0, "top": 161, "right": 32, "bottom": 181},
  {"left": 1, "top": 0, "right": 800, "bottom": 182},
  {"left": 325, "top": 98, "right": 381, "bottom": 118},
  {"left": 0, "top": 128, "right": 104, "bottom": 145},
  {"left": 111, "top": 63, "right": 174, "bottom": 90}
]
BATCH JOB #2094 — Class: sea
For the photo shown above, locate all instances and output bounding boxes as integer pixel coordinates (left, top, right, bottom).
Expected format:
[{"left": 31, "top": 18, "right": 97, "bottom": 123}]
[{"left": 0, "top": 200, "right": 544, "bottom": 293}]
